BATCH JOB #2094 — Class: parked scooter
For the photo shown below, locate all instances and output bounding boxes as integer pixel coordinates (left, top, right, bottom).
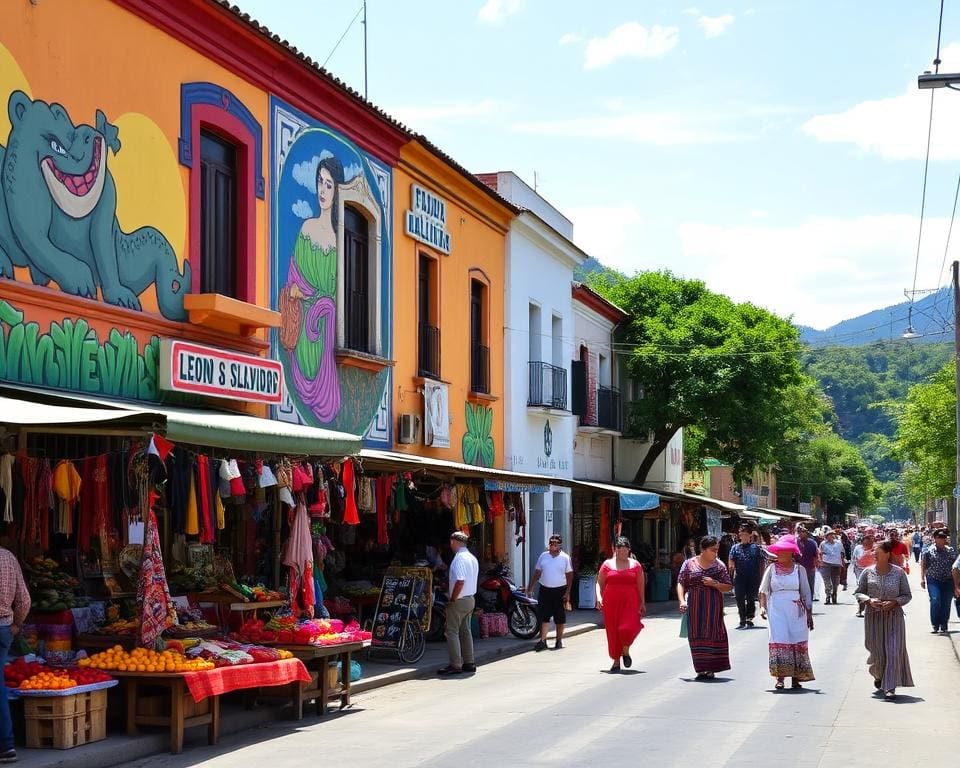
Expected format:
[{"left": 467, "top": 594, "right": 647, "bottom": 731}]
[{"left": 478, "top": 563, "right": 539, "bottom": 639}]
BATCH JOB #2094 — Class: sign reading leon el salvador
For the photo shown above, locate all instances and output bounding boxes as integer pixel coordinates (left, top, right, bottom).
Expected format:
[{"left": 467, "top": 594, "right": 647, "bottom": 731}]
[
  {"left": 159, "top": 340, "right": 284, "bottom": 405},
  {"left": 404, "top": 184, "right": 451, "bottom": 254}
]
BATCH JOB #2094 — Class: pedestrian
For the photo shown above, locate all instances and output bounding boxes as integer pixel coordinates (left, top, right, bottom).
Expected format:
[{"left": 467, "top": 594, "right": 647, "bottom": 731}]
[
  {"left": 727, "top": 523, "right": 765, "bottom": 628},
  {"left": 0, "top": 545, "right": 30, "bottom": 764},
  {"left": 854, "top": 541, "right": 914, "bottom": 700},
  {"left": 759, "top": 534, "right": 815, "bottom": 690},
  {"left": 919, "top": 528, "right": 956, "bottom": 634},
  {"left": 677, "top": 535, "right": 733, "bottom": 680},
  {"left": 527, "top": 534, "right": 574, "bottom": 651},
  {"left": 818, "top": 530, "right": 844, "bottom": 605},
  {"left": 911, "top": 529, "right": 923, "bottom": 563},
  {"left": 595, "top": 536, "right": 646, "bottom": 672},
  {"left": 682, "top": 537, "right": 697, "bottom": 560},
  {"left": 834, "top": 525, "right": 852, "bottom": 590},
  {"left": 438, "top": 531, "right": 479, "bottom": 676},
  {"left": 952, "top": 549, "right": 960, "bottom": 621},
  {"left": 888, "top": 529, "right": 910, "bottom": 570},
  {"left": 852, "top": 534, "right": 876, "bottom": 617},
  {"left": 795, "top": 527, "right": 819, "bottom": 601}
]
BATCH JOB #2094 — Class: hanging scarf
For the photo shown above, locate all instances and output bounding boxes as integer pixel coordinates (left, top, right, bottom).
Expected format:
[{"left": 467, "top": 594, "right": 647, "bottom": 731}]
[
  {"left": 92, "top": 455, "right": 110, "bottom": 557},
  {"left": 375, "top": 475, "right": 392, "bottom": 546},
  {"left": 196, "top": 454, "right": 215, "bottom": 544},
  {"left": 341, "top": 459, "right": 359, "bottom": 525},
  {"left": 282, "top": 501, "right": 315, "bottom": 615},
  {"left": 138, "top": 508, "right": 177, "bottom": 647},
  {"left": 52, "top": 460, "right": 82, "bottom": 536},
  {"left": 185, "top": 470, "right": 199, "bottom": 536}
]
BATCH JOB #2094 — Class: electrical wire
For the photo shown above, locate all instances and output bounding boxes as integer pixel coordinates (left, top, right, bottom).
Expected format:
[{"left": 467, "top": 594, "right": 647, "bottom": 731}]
[{"left": 321, "top": 2, "right": 365, "bottom": 70}]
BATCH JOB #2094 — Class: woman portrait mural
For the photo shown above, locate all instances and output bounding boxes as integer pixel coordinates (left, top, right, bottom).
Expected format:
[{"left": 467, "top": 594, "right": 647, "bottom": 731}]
[{"left": 273, "top": 103, "right": 392, "bottom": 439}]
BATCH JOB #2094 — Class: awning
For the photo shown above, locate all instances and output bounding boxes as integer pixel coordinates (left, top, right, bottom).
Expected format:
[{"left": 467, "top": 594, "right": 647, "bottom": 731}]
[
  {"left": 0, "top": 395, "right": 158, "bottom": 428},
  {"left": 740, "top": 509, "right": 782, "bottom": 524},
  {"left": 359, "top": 448, "right": 559, "bottom": 490},
  {"left": 0, "top": 385, "right": 361, "bottom": 457},
  {"left": 651, "top": 487, "right": 746, "bottom": 515},
  {"left": 749, "top": 506, "right": 813, "bottom": 522},
  {"left": 568, "top": 480, "right": 660, "bottom": 511}
]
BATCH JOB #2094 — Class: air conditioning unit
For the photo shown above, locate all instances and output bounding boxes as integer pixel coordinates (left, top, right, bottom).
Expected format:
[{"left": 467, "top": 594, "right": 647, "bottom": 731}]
[{"left": 398, "top": 414, "right": 421, "bottom": 444}]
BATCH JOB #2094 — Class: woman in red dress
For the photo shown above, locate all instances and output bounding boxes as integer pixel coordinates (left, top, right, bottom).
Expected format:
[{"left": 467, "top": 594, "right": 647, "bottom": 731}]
[{"left": 596, "top": 536, "right": 646, "bottom": 672}]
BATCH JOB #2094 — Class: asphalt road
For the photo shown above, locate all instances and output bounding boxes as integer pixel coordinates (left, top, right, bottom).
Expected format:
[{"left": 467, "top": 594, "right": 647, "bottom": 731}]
[{"left": 119, "top": 567, "right": 959, "bottom": 768}]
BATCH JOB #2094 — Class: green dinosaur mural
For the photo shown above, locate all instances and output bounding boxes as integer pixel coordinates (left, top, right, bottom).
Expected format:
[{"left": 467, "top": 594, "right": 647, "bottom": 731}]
[
  {"left": 462, "top": 401, "right": 495, "bottom": 468},
  {"left": 0, "top": 91, "right": 190, "bottom": 321},
  {"left": 0, "top": 300, "right": 160, "bottom": 399}
]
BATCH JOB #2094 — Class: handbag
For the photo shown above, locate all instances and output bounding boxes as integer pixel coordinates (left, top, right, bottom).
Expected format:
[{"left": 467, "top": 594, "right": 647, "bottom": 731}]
[{"left": 679, "top": 611, "right": 689, "bottom": 638}]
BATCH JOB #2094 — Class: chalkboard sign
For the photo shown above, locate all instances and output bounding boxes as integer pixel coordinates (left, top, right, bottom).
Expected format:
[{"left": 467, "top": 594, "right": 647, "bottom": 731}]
[{"left": 370, "top": 567, "right": 432, "bottom": 648}]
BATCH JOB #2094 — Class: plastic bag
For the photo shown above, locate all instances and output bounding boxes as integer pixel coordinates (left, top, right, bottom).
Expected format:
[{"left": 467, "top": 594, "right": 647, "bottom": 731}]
[
  {"left": 336, "top": 659, "right": 362, "bottom": 683},
  {"left": 679, "top": 611, "right": 689, "bottom": 639}
]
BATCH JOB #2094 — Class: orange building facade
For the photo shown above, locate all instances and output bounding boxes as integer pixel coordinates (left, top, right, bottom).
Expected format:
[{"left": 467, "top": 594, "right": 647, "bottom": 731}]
[{"left": 390, "top": 143, "right": 514, "bottom": 466}]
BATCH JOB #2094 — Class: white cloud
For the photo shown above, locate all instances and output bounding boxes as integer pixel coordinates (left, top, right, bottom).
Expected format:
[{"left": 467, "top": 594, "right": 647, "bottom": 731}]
[
  {"left": 559, "top": 32, "right": 581, "bottom": 46},
  {"left": 682, "top": 7, "right": 700, "bottom": 16},
  {"left": 803, "top": 41, "right": 960, "bottom": 161},
  {"left": 697, "top": 14, "right": 734, "bottom": 38},
  {"left": 584, "top": 23, "right": 679, "bottom": 70},
  {"left": 513, "top": 111, "right": 741, "bottom": 145},
  {"left": 387, "top": 99, "right": 500, "bottom": 134},
  {"left": 674, "top": 214, "right": 954, "bottom": 328},
  {"left": 748, "top": 209, "right": 768, "bottom": 218},
  {"left": 292, "top": 200, "right": 314, "bottom": 219},
  {"left": 478, "top": 0, "right": 523, "bottom": 24},
  {"left": 566, "top": 204, "right": 646, "bottom": 273}
]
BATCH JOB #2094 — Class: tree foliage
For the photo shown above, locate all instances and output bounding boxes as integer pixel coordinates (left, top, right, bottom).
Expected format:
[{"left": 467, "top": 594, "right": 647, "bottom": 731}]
[{"left": 588, "top": 270, "right": 806, "bottom": 482}]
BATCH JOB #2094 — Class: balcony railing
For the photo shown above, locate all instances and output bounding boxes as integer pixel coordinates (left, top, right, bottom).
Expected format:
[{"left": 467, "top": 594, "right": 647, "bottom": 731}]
[
  {"left": 471, "top": 343, "right": 490, "bottom": 394},
  {"left": 418, "top": 323, "right": 441, "bottom": 378},
  {"left": 597, "top": 386, "right": 622, "bottom": 431},
  {"left": 528, "top": 361, "right": 567, "bottom": 410},
  {"left": 345, "top": 290, "right": 370, "bottom": 353}
]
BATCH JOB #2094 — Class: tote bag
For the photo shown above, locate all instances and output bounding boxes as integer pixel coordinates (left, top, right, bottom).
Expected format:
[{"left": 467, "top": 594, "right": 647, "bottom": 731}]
[{"left": 679, "top": 611, "right": 689, "bottom": 638}]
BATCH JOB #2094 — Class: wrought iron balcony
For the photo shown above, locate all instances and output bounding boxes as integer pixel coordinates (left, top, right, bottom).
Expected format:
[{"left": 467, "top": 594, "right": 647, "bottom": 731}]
[
  {"left": 597, "top": 386, "right": 622, "bottom": 431},
  {"left": 418, "top": 323, "right": 441, "bottom": 378},
  {"left": 528, "top": 361, "right": 567, "bottom": 410},
  {"left": 471, "top": 343, "right": 490, "bottom": 394}
]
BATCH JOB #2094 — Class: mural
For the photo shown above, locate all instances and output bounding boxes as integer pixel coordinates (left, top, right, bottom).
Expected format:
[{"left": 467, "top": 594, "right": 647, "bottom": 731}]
[
  {"left": 0, "top": 300, "right": 159, "bottom": 399},
  {"left": 462, "top": 402, "right": 495, "bottom": 468},
  {"left": 272, "top": 98, "right": 392, "bottom": 442},
  {"left": 0, "top": 90, "right": 190, "bottom": 321}
]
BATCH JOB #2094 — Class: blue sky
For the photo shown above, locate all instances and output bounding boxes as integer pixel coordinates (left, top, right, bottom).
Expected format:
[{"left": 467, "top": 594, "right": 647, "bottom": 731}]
[{"left": 236, "top": 0, "right": 960, "bottom": 329}]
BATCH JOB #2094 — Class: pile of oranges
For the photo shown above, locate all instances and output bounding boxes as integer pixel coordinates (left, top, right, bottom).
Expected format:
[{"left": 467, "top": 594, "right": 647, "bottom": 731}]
[
  {"left": 19, "top": 671, "right": 76, "bottom": 690},
  {"left": 79, "top": 645, "right": 215, "bottom": 673}
]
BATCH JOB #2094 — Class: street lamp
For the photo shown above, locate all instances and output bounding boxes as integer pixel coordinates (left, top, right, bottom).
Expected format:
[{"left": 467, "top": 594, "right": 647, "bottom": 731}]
[{"left": 916, "top": 70, "right": 960, "bottom": 540}]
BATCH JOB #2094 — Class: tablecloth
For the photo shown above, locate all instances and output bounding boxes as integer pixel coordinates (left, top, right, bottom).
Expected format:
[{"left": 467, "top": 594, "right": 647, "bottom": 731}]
[{"left": 182, "top": 658, "right": 311, "bottom": 702}]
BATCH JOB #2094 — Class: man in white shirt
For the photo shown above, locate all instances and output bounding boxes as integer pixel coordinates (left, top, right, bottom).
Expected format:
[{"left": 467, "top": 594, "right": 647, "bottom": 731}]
[
  {"left": 438, "top": 531, "right": 479, "bottom": 676},
  {"left": 527, "top": 534, "right": 574, "bottom": 651}
]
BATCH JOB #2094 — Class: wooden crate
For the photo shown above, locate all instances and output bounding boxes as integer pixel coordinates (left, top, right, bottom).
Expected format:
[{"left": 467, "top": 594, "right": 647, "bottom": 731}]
[{"left": 24, "top": 690, "right": 107, "bottom": 749}]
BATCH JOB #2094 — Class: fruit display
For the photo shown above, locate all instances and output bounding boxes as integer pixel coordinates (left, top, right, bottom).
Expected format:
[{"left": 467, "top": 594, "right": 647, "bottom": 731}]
[
  {"left": 24, "top": 557, "right": 89, "bottom": 611},
  {"left": 220, "top": 581, "right": 285, "bottom": 603},
  {"left": 80, "top": 646, "right": 215, "bottom": 673},
  {"left": 5, "top": 658, "right": 115, "bottom": 691},
  {"left": 4, "top": 658, "right": 47, "bottom": 688}
]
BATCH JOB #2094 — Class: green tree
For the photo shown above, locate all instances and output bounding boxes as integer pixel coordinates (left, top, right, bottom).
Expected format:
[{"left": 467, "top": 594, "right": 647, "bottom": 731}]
[{"left": 589, "top": 270, "right": 806, "bottom": 483}]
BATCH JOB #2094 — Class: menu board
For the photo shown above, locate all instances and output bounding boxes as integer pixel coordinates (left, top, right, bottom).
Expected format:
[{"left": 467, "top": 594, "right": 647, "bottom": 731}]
[{"left": 370, "top": 567, "right": 432, "bottom": 648}]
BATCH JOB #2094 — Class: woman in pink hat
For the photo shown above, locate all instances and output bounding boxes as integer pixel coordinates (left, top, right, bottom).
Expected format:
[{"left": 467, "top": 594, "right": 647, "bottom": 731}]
[{"left": 759, "top": 534, "right": 815, "bottom": 690}]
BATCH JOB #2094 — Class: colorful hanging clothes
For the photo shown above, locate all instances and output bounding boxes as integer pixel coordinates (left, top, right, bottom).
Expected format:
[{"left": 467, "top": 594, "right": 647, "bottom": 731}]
[
  {"left": 679, "top": 557, "right": 732, "bottom": 674},
  {"left": 282, "top": 502, "right": 315, "bottom": 615},
  {"left": 196, "top": 454, "right": 215, "bottom": 544},
  {"left": 341, "top": 460, "right": 359, "bottom": 525},
  {"left": 185, "top": 471, "right": 199, "bottom": 536},
  {"left": 52, "top": 460, "right": 82, "bottom": 536},
  {"left": 0, "top": 454, "right": 14, "bottom": 523},
  {"left": 91, "top": 455, "right": 111, "bottom": 557},
  {"left": 138, "top": 509, "right": 177, "bottom": 647},
  {"left": 375, "top": 475, "right": 392, "bottom": 545}
]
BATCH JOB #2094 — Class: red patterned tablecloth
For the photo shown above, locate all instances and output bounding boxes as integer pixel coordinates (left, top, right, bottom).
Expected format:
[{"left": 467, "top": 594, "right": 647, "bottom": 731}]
[{"left": 183, "top": 658, "right": 311, "bottom": 702}]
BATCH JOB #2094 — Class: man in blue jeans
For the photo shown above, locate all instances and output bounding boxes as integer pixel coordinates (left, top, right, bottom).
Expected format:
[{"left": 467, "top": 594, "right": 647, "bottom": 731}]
[
  {"left": 920, "top": 529, "right": 956, "bottom": 634},
  {"left": 0, "top": 546, "right": 31, "bottom": 763}
]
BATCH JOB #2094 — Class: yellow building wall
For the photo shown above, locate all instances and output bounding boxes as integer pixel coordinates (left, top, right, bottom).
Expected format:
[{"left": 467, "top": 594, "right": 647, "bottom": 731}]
[{"left": 392, "top": 143, "right": 511, "bottom": 466}]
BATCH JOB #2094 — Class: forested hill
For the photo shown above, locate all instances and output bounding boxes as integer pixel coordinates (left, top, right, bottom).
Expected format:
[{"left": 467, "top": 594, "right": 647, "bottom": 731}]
[{"left": 802, "top": 342, "right": 952, "bottom": 443}]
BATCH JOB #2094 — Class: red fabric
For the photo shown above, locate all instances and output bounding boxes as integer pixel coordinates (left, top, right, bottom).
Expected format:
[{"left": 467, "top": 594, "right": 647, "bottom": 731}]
[
  {"left": 182, "top": 658, "right": 311, "bottom": 702},
  {"left": 196, "top": 455, "right": 214, "bottom": 544},
  {"left": 341, "top": 460, "right": 359, "bottom": 525},
  {"left": 488, "top": 492, "right": 505, "bottom": 517},
  {"left": 375, "top": 475, "right": 391, "bottom": 545},
  {"left": 92, "top": 455, "right": 110, "bottom": 554},
  {"left": 599, "top": 498, "right": 611, "bottom": 556},
  {"left": 77, "top": 457, "right": 96, "bottom": 551},
  {"left": 599, "top": 561, "right": 644, "bottom": 661}
]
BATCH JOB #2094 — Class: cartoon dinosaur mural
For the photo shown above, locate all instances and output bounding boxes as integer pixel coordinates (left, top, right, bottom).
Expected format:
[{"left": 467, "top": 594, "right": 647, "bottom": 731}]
[{"left": 0, "top": 91, "right": 190, "bottom": 321}]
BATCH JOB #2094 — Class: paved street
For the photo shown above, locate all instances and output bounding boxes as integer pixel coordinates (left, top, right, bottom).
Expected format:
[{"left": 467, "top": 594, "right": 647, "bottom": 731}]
[{"left": 111, "top": 567, "right": 958, "bottom": 768}]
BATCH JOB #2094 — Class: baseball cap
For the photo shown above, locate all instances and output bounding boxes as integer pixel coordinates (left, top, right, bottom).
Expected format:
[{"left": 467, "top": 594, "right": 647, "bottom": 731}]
[{"left": 450, "top": 532, "right": 469, "bottom": 542}]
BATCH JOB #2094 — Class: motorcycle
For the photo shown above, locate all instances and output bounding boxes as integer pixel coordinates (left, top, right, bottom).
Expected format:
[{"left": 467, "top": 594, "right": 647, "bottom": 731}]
[{"left": 478, "top": 563, "right": 539, "bottom": 639}]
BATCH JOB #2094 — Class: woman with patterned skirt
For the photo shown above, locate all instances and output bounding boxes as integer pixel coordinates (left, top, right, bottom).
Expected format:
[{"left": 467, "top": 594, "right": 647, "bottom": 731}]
[
  {"left": 677, "top": 535, "right": 733, "bottom": 679},
  {"left": 854, "top": 540, "right": 914, "bottom": 700},
  {"left": 759, "top": 534, "right": 815, "bottom": 690}
]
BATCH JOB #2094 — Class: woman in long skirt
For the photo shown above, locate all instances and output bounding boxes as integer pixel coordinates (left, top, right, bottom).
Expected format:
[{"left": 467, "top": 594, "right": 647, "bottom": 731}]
[
  {"left": 596, "top": 536, "right": 646, "bottom": 672},
  {"left": 759, "top": 534, "right": 815, "bottom": 690},
  {"left": 677, "top": 535, "right": 734, "bottom": 679},
  {"left": 854, "top": 540, "right": 914, "bottom": 699}
]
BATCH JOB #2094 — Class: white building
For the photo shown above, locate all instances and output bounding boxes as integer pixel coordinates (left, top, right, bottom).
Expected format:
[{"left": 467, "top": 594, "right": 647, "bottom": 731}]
[{"left": 478, "top": 172, "right": 583, "bottom": 583}]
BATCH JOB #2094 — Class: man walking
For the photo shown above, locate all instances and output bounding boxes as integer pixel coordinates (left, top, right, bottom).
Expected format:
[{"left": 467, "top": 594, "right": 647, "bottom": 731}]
[
  {"left": 1, "top": 545, "right": 31, "bottom": 763},
  {"left": 920, "top": 528, "right": 956, "bottom": 634},
  {"left": 728, "top": 523, "right": 765, "bottom": 628},
  {"left": 796, "top": 527, "right": 819, "bottom": 601},
  {"left": 834, "top": 525, "right": 852, "bottom": 590},
  {"left": 912, "top": 529, "right": 923, "bottom": 563},
  {"left": 438, "top": 531, "right": 479, "bottom": 676},
  {"left": 527, "top": 534, "right": 573, "bottom": 651}
]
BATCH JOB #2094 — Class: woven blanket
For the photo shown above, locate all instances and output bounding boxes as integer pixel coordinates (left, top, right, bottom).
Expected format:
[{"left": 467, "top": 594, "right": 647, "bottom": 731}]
[{"left": 183, "top": 658, "right": 311, "bottom": 702}]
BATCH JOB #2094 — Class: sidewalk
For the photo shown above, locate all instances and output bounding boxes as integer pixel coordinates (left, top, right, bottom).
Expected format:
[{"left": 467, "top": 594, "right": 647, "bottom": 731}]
[{"left": 12, "top": 603, "right": 684, "bottom": 768}]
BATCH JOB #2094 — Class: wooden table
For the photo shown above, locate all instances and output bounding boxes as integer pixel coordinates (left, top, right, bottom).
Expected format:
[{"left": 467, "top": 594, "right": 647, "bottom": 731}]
[
  {"left": 256, "top": 641, "right": 367, "bottom": 720},
  {"left": 76, "top": 633, "right": 139, "bottom": 651},
  {"left": 111, "top": 671, "right": 219, "bottom": 755}
]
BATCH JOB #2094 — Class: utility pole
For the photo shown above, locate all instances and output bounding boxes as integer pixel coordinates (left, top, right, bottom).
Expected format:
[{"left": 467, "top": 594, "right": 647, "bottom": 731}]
[
  {"left": 952, "top": 260, "right": 960, "bottom": 538},
  {"left": 362, "top": 0, "right": 368, "bottom": 100}
]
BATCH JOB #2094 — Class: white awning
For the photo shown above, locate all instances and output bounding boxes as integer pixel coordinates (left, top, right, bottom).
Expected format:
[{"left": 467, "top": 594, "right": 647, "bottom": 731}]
[
  {"left": 0, "top": 395, "right": 157, "bottom": 427},
  {"left": 568, "top": 480, "right": 660, "bottom": 511},
  {"left": 749, "top": 506, "right": 813, "bottom": 522}
]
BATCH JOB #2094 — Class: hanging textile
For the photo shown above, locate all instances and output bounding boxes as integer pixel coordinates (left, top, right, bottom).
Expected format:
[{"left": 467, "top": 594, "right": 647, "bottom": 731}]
[
  {"left": 358, "top": 478, "right": 374, "bottom": 514},
  {"left": 375, "top": 475, "right": 392, "bottom": 546},
  {"left": 488, "top": 491, "right": 505, "bottom": 517},
  {"left": 52, "top": 460, "right": 81, "bottom": 536},
  {"left": 76, "top": 457, "right": 96, "bottom": 551},
  {"left": 0, "top": 453, "right": 14, "bottom": 523},
  {"left": 196, "top": 454, "right": 215, "bottom": 545},
  {"left": 341, "top": 459, "right": 359, "bottom": 525},
  {"left": 185, "top": 469, "right": 199, "bottom": 536},
  {"left": 282, "top": 501, "right": 315, "bottom": 615},
  {"left": 165, "top": 449, "right": 190, "bottom": 535},
  {"left": 91, "top": 455, "right": 110, "bottom": 556},
  {"left": 138, "top": 508, "right": 177, "bottom": 647},
  {"left": 599, "top": 497, "right": 612, "bottom": 557},
  {"left": 215, "top": 492, "right": 225, "bottom": 531}
]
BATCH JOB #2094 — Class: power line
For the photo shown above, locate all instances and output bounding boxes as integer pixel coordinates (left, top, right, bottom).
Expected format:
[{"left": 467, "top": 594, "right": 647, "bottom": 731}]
[{"left": 321, "top": 2, "right": 365, "bottom": 71}]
